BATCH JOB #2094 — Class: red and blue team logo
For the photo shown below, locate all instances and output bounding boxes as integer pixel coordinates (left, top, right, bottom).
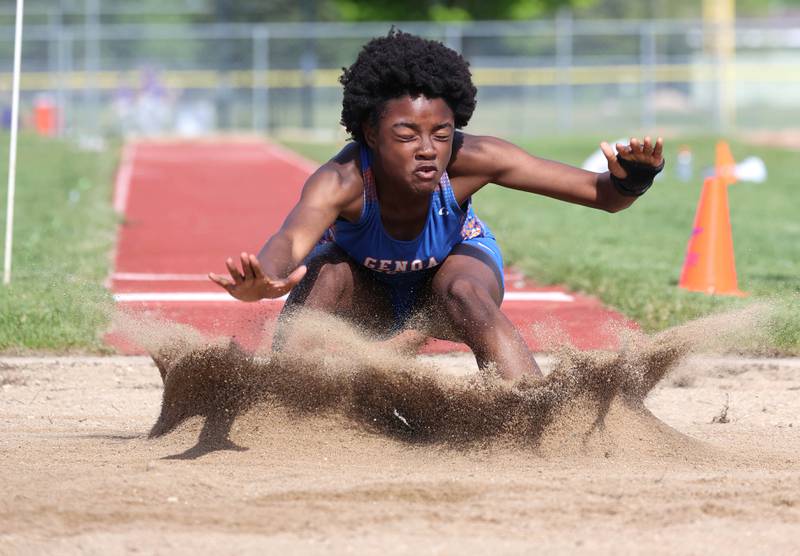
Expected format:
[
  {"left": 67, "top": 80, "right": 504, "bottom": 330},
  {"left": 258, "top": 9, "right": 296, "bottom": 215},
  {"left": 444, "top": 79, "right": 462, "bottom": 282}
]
[{"left": 461, "top": 214, "right": 484, "bottom": 240}]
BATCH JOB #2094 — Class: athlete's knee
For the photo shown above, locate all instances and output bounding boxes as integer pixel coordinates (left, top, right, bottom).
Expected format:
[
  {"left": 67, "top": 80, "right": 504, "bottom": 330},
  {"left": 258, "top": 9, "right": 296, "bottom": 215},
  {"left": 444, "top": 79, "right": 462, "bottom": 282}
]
[
  {"left": 284, "top": 257, "right": 356, "bottom": 311},
  {"left": 296, "top": 255, "right": 354, "bottom": 293},
  {"left": 315, "top": 259, "right": 354, "bottom": 285},
  {"left": 439, "top": 277, "right": 500, "bottom": 323}
]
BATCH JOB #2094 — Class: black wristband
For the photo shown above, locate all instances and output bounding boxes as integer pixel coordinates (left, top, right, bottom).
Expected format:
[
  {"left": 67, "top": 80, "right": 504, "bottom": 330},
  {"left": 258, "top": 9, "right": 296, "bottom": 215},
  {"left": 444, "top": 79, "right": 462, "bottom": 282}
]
[{"left": 610, "top": 157, "right": 665, "bottom": 197}]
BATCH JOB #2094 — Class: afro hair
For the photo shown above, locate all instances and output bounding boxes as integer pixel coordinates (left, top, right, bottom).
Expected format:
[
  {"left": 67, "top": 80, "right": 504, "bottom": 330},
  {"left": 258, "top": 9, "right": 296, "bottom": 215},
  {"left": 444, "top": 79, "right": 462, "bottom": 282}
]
[{"left": 339, "top": 29, "right": 477, "bottom": 144}]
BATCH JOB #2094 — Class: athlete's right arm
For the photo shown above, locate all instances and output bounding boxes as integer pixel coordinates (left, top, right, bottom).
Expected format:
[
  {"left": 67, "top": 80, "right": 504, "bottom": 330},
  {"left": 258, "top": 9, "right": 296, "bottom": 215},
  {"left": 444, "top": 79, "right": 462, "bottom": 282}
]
[{"left": 209, "top": 163, "right": 360, "bottom": 301}]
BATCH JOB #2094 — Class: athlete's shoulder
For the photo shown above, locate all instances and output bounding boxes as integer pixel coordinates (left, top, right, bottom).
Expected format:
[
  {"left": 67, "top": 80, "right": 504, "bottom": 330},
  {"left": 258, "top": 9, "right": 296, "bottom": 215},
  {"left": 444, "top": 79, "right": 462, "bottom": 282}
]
[
  {"left": 299, "top": 142, "right": 364, "bottom": 219},
  {"left": 304, "top": 143, "right": 362, "bottom": 200}
]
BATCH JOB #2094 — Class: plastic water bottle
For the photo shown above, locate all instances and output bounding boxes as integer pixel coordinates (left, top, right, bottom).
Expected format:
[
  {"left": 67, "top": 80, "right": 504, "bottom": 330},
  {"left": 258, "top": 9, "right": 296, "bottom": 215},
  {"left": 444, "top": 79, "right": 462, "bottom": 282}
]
[{"left": 676, "top": 145, "right": 693, "bottom": 182}]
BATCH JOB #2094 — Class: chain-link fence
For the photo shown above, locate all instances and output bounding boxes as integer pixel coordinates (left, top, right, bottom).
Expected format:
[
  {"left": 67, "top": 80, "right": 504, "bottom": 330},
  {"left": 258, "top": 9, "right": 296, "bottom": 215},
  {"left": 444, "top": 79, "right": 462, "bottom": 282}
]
[{"left": 1, "top": 16, "right": 799, "bottom": 140}]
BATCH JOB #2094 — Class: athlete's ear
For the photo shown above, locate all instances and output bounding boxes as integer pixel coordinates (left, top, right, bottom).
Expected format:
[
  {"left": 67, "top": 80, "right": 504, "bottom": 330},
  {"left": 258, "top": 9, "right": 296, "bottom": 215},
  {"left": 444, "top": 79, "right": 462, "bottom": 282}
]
[{"left": 362, "top": 122, "right": 377, "bottom": 149}]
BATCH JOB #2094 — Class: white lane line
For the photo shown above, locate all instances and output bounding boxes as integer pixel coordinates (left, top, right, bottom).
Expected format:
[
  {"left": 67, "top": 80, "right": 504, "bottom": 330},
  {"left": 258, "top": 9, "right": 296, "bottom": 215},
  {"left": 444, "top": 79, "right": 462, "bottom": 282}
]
[
  {"left": 113, "top": 291, "right": 573, "bottom": 303},
  {"left": 113, "top": 272, "right": 539, "bottom": 283},
  {"left": 114, "top": 292, "right": 286, "bottom": 302},
  {"left": 506, "top": 292, "right": 573, "bottom": 302},
  {"left": 112, "top": 143, "right": 137, "bottom": 215},
  {"left": 112, "top": 272, "right": 212, "bottom": 281}
]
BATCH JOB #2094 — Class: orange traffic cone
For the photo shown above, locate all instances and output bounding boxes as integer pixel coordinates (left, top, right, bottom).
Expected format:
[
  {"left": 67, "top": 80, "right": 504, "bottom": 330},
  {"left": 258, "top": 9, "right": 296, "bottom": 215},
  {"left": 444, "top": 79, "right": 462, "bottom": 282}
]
[
  {"left": 678, "top": 176, "right": 745, "bottom": 296},
  {"left": 715, "top": 140, "right": 737, "bottom": 186}
]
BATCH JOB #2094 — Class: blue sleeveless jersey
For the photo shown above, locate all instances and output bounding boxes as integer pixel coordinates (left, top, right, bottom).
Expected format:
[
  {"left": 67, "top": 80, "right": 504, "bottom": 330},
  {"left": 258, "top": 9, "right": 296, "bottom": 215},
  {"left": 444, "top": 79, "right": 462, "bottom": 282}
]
[{"left": 320, "top": 143, "right": 495, "bottom": 287}]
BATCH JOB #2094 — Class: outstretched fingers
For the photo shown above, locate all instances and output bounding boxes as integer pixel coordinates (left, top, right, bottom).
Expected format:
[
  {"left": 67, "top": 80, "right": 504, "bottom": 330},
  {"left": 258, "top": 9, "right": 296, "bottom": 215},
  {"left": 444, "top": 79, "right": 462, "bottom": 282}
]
[
  {"left": 617, "top": 136, "right": 665, "bottom": 166},
  {"left": 208, "top": 272, "right": 234, "bottom": 290},
  {"left": 642, "top": 136, "right": 653, "bottom": 156},
  {"left": 629, "top": 136, "right": 642, "bottom": 155},
  {"left": 600, "top": 141, "right": 620, "bottom": 163},
  {"left": 600, "top": 141, "right": 626, "bottom": 179},
  {"left": 210, "top": 254, "right": 306, "bottom": 299},
  {"left": 249, "top": 254, "right": 265, "bottom": 279},
  {"left": 285, "top": 265, "right": 307, "bottom": 288},
  {"left": 267, "top": 264, "right": 308, "bottom": 295},
  {"left": 653, "top": 136, "right": 664, "bottom": 161},
  {"left": 225, "top": 257, "right": 244, "bottom": 284},
  {"left": 615, "top": 142, "right": 631, "bottom": 157},
  {"left": 240, "top": 252, "right": 256, "bottom": 280}
]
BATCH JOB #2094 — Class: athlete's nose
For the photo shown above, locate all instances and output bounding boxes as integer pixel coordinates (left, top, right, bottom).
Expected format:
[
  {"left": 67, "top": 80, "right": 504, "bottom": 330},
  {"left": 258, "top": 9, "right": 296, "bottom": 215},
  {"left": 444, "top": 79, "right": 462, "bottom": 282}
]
[{"left": 416, "top": 136, "right": 436, "bottom": 159}]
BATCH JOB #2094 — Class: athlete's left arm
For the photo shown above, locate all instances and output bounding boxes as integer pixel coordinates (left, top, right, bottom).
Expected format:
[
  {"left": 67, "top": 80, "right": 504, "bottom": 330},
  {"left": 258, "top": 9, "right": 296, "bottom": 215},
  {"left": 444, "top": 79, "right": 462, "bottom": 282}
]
[{"left": 450, "top": 134, "right": 664, "bottom": 212}]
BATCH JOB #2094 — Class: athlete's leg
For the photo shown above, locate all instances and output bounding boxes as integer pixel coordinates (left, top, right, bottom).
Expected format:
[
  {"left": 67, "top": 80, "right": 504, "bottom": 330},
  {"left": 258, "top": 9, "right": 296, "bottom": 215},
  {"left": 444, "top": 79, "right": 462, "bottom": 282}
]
[
  {"left": 423, "top": 242, "right": 542, "bottom": 380},
  {"left": 273, "top": 243, "right": 395, "bottom": 350},
  {"left": 377, "top": 327, "right": 429, "bottom": 355}
]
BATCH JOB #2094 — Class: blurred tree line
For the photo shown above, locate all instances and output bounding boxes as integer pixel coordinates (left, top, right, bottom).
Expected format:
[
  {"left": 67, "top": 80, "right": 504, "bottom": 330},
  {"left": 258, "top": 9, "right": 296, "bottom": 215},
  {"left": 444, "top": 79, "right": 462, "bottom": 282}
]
[
  {"left": 192, "top": 0, "right": 800, "bottom": 22},
  {"left": 8, "top": 0, "right": 800, "bottom": 25}
]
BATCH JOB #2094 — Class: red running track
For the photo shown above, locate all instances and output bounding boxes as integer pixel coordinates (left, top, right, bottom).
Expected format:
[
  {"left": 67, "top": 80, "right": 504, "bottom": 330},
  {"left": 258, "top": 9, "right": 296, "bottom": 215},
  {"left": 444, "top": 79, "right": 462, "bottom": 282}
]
[{"left": 107, "top": 138, "right": 635, "bottom": 354}]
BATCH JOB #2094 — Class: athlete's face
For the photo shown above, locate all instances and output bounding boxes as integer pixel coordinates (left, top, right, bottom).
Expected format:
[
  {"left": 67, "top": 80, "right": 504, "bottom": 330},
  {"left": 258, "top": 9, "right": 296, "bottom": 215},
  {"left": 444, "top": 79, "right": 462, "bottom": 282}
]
[{"left": 364, "top": 95, "right": 455, "bottom": 195}]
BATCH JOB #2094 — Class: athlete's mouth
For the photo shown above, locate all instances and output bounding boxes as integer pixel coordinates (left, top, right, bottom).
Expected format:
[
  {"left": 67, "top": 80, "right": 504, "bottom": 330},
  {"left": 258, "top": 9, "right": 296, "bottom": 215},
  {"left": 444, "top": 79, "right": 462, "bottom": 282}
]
[{"left": 413, "top": 164, "right": 438, "bottom": 180}]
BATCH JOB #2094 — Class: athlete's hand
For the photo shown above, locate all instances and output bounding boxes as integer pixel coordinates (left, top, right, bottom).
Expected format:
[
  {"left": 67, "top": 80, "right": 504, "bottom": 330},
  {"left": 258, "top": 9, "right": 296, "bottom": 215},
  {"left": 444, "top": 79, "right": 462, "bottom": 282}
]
[
  {"left": 600, "top": 136, "right": 664, "bottom": 179},
  {"left": 208, "top": 252, "right": 307, "bottom": 302}
]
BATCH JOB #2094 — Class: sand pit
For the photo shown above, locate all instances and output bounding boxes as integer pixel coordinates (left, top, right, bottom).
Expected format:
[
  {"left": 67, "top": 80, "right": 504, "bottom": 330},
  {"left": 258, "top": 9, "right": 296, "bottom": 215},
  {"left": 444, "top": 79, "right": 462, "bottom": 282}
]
[{"left": 2, "top": 308, "right": 800, "bottom": 553}]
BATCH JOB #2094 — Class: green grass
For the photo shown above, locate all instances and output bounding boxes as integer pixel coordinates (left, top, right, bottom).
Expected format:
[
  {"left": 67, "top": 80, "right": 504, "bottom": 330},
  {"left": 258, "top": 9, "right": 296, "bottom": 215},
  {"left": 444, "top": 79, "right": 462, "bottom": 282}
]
[
  {"left": 281, "top": 135, "right": 800, "bottom": 353},
  {"left": 0, "top": 133, "right": 118, "bottom": 352}
]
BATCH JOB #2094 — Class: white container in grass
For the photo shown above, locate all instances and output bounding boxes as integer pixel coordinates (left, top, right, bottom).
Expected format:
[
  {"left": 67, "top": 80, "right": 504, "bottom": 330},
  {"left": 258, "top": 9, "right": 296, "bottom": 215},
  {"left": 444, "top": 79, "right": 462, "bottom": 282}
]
[{"left": 581, "top": 138, "right": 629, "bottom": 174}]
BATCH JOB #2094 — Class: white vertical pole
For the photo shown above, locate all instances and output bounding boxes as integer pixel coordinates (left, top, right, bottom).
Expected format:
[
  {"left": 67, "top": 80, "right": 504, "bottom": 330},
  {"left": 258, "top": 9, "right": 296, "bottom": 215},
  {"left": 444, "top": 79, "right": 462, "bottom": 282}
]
[
  {"left": 555, "top": 9, "right": 573, "bottom": 134},
  {"left": 4, "top": 0, "right": 25, "bottom": 285},
  {"left": 252, "top": 26, "right": 268, "bottom": 133}
]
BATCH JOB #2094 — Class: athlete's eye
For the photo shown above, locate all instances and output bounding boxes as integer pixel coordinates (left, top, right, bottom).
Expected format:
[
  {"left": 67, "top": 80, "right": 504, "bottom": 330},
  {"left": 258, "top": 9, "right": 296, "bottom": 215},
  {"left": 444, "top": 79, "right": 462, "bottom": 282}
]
[
  {"left": 396, "top": 134, "right": 416, "bottom": 142},
  {"left": 434, "top": 134, "right": 451, "bottom": 141}
]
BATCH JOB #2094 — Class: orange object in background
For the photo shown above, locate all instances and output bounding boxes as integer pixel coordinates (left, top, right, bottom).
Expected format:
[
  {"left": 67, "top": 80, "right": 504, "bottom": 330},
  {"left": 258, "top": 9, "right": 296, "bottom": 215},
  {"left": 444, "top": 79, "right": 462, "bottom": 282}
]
[
  {"left": 715, "top": 140, "right": 737, "bottom": 186},
  {"left": 678, "top": 177, "right": 745, "bottom": 296},
  {"left": 33, "top": 99, "right": 58, "bottom": 136}
]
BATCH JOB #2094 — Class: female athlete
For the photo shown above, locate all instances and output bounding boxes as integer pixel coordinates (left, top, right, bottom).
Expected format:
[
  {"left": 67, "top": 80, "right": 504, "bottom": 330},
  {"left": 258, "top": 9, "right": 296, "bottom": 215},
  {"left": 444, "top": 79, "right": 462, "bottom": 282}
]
[{"left": 209, "top": 30, "right": 665, "bottom": 380}]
